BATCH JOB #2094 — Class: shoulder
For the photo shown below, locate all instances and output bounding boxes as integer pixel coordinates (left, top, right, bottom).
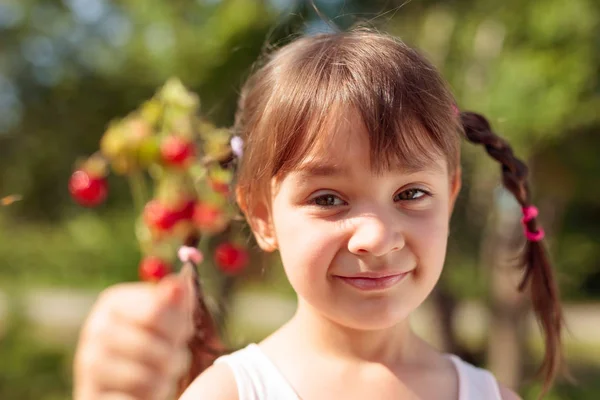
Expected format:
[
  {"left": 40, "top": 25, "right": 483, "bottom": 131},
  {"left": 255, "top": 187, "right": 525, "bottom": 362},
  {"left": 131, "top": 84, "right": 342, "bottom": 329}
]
[
  {"left": 498, "top": 384, "right": 522, "bottom": 400},
  {"left": 178, "top": 363, "right": 239, "bottom": 400}
]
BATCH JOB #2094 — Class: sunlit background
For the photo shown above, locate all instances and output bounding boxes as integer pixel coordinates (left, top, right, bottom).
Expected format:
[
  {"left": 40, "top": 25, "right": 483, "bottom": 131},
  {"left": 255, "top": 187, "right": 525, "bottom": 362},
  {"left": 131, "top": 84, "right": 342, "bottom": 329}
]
[{"left": 0, "top": 0, "right": 599, "bottom": 399}]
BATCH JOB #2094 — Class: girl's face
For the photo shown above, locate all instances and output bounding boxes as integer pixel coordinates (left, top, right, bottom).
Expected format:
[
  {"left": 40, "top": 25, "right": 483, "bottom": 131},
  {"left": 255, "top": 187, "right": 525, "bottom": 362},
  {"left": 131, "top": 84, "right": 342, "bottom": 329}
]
[{"left": 254, "top": 112, "right": 461, "bottom": 330}]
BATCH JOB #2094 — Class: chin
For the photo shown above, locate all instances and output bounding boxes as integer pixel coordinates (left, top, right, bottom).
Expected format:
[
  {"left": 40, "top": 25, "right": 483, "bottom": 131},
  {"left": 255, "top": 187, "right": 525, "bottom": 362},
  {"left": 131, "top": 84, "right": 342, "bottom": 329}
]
[{"left": 331, "top": 302, "right": 413, "bottom": 331}]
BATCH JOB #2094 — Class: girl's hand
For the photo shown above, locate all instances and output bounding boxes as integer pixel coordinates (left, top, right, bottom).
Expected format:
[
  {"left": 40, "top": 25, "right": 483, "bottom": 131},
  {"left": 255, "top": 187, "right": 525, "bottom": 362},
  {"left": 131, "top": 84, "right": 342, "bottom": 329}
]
[{"left": 73, "top": 266, "right": 196, "bottom": 400}]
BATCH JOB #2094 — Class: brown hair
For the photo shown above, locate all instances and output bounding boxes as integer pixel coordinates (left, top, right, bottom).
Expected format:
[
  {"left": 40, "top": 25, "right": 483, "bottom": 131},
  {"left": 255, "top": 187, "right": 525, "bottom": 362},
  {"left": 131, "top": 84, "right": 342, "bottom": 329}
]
[
  {"left": 460, "top": 112, "right": 565, "bottom": 394},
  {"left": 180, "top": 29, "right": 564, "bottom": 397},
  {"left": 234, "top": 30, "right": 461, "bottom": 214}
]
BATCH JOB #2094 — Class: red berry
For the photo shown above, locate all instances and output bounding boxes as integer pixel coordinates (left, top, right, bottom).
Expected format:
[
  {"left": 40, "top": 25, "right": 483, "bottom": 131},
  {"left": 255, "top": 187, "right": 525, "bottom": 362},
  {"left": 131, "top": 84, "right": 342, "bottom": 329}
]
[
  {"left": 193, "top": 202, "right": 228, "bottom": 234},
  {"left": 69, "top": 170, "right": 108, "bottom": 207},
  {"left": 214, "top": 243, "right": 249, "bottom": 275},
  {"left": 143, "top": 200, "right": 179, "bottom": 231},
  {"left": 176, "top": 199, "right": 196, "bottom": 221},
  {"left": 139, "top": 257, "right": 172, "bottom": 281},
  {"left": 209, "top": 179, "right": 230, "bottom": 195},
  {"left": 160, "top": 136, "right": 195, "bottom": 167}
]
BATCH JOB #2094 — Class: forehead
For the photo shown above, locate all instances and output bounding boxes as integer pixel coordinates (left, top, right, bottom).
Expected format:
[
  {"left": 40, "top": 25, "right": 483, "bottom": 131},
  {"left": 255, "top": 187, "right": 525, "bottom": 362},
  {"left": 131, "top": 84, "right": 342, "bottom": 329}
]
[{"left": 290, "top": 107, "right": 448, "bottom": 178}]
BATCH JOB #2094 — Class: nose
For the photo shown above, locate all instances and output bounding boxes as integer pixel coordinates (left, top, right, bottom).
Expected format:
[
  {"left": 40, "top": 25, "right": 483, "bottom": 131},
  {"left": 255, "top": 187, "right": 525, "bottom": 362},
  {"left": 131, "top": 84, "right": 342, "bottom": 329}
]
[{"left": 347, "top": 211, "right": 405, "bottom": 258}]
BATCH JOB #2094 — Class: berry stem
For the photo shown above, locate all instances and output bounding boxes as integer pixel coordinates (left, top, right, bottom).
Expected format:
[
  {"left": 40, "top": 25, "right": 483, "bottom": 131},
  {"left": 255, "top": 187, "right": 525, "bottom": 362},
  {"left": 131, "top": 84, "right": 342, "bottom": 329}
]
[{"left": 128, "top": 170, "right": 149, "bottom": 215}]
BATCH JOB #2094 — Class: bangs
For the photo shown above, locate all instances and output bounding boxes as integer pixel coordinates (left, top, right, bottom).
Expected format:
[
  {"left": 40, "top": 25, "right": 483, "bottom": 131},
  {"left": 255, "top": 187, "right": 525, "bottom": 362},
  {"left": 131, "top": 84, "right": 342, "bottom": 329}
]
[
  {"left": 255, "top": 32, "right": 461, "bottom": 181},
  {"left": 279, "top": 102, "right": 450, "bottom": 177},
  {"left": 236, "top": 30, "right": 462, "bottom": 211}
]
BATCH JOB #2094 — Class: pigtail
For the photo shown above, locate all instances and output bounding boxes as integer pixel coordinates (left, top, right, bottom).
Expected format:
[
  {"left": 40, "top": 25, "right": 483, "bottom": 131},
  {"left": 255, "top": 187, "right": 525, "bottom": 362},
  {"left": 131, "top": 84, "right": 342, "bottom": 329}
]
[
  {"left": 175, "top": 234, "right": 227, "bottom": 397},
  {"left": 459, "top": 111, "right": 565, "bottom": 395}
]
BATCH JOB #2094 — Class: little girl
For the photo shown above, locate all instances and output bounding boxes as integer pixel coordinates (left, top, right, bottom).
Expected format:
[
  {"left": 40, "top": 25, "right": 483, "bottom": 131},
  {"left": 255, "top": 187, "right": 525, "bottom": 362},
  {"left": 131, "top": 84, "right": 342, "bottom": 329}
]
[{"left": 73, "top": 29, "right": 564, "bottom": 400}]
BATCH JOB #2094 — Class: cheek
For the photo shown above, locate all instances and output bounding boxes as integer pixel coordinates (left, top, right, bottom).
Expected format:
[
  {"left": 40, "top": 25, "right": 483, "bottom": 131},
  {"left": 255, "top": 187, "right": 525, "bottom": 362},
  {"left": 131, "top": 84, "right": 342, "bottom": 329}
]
[
  {"left": 272, "top": 206, "right": 342, "bottom": 286},
  {"left": 405, "top": 207, "right": 450, "bottom": 281}
]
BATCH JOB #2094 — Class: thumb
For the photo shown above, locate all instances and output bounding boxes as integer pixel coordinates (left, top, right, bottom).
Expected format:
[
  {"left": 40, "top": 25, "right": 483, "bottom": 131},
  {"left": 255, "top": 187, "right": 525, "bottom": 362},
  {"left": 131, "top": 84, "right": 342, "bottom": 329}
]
[
  {"left": 162, "top": 262, "right": 197, "bottom": 343},
  {"left": 155, "top": 262, "right": 196, "bottom": 308},
  {"left": 177, "top": 262, "right": 197, "bottom": 317},
  {"left": 156, "top": 273, "right": 186, "bottom": 310},
  {"left": 151, "top": 267, "right": 195, "bottom": 342}
]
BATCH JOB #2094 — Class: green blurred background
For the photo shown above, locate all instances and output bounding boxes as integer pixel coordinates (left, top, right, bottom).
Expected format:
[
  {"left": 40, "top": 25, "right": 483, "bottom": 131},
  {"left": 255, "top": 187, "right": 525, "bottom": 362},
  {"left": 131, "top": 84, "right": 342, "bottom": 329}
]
[{"left": 0, "top": 0, "right": 599, "bottom": 399}]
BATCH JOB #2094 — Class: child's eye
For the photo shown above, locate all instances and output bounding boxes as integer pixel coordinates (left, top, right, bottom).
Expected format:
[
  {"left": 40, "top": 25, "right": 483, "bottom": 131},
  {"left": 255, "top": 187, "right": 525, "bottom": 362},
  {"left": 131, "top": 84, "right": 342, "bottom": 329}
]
[
  {"left": 394, "top": 188, "right": 429, "bottom": 202},
  {"left": 309, "top": 193, "right": 346, "bottom": 208}
]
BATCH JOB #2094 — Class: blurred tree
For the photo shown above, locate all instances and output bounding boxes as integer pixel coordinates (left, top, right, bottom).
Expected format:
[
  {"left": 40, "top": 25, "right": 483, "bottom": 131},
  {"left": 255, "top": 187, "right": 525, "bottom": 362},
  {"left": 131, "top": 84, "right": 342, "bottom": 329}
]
[{"left": 0, "top": 0, "right": 282, "bottom": 220}]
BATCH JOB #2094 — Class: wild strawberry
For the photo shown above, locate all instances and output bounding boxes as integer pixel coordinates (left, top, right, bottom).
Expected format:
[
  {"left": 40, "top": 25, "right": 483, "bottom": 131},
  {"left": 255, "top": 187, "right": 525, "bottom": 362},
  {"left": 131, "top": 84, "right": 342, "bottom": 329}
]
[
  {"left": 100, "top": 127, "right": 127, "bottom": 160},
  {"left": 139, "top": 256, "right": 172, "bottom": 282},
  {"left": 137, "top": 136, "right": 161, "bottom": 167},
  {"left": 140, "top": 99, "right": 162, "bottom": 126},
  {"left": 214, "top": 243, "right": 249, "bottom": 275},
  {"left": 160, "top": 136, "right": 195, "bottom": 167},
  {"left": 127, "top": 118, "right": 151, "bottom": 142},
  {"left": 209, "top": 179, "right": 230, "bottom": 196},
  {"left": 176, "top": 199, "right": 196, "bottom": 221},
  {"left": 208, "top": 167, "right": 232, "bottom": 196},
  {"left": 193, "top": 202, "right": 228, "bottom": 234},
  {"left": 143, "top": 200, "right": 179, "bottom": 231},
  {"left": 69, "top": 170, "right": 108, "bottom": 207}
]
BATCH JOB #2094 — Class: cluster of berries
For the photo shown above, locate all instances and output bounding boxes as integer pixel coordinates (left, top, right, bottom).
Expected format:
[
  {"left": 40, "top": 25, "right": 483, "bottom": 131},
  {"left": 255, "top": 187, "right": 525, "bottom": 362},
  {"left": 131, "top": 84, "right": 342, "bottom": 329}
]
[{"left": 68, "top": 79, "right": 249, "bottom": 280}]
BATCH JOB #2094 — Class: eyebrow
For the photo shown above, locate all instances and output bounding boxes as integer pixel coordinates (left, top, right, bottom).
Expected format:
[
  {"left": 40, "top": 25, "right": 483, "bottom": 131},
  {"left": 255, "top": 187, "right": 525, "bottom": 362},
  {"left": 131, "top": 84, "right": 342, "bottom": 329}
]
[
  {"left": 294, "top": 162, "right": 350, "bottom": 178},
  {"left": 293, "top": 159, "right": 444, "bottom": 179}
]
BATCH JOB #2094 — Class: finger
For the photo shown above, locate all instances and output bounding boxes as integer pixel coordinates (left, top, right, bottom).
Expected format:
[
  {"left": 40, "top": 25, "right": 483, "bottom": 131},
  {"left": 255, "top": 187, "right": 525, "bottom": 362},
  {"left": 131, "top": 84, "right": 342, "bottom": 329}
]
[
  {"left": 101, "top": 390, "right": 174, "bottom": 400},
  {"left": 76, "top": 344, "right": 184, "bottom": 400},
  {"left": 93, "top": 355, "right": 168, "bottom": 399},
  {"left": 101, "top": 386, "right": 173, "bottom": 400},
  {"left": 100, "top": 321, "right": 175, "bottom": 375},
  {"left": 105, "top": 280, "right": 193, "bottom": 344},
  {"left": 104, "top": 324, "right": 192, "bottom": 381},
  {"left": 171, "top": 347, "right": 192, "bottom": 381},
  {"left": 98, "top": 393, "right": 138, "bottom": 400}
]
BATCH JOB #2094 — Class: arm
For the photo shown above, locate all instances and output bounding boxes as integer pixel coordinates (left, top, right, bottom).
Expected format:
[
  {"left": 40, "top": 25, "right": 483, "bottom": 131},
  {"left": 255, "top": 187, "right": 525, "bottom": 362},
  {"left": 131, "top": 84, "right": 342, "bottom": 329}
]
[
  {"left": 178, "top": 363, "right": 239, "bottom": 400},
  {"left": 498, "top": 384, "right": 522, "bottom": 400}
]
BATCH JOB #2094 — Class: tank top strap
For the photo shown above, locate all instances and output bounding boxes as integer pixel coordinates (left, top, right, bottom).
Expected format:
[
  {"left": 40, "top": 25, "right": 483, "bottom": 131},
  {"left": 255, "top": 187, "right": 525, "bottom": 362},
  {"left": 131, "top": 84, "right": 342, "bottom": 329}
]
[
  {"left": 446, "top": 355, "right": 503, "bottom": 400},
  {"left": 214, "top": 343, "right": 300, "bottom": 400}
]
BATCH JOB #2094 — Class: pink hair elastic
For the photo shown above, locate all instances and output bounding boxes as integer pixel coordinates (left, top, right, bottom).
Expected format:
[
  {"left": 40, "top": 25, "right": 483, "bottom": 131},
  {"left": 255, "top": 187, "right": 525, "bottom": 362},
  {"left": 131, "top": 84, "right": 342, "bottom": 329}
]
[
  {"left": 521, "top": 206, "right": 545, "bottom": 242},
  {"left": 525, "top": 228, "right": 545, "bottom": 242},
  {"left": 178, "top": 246, "right": 203, "bottom": 264},
  {"left": 521, "top": 205, "right": 539, "bottom": 223}
]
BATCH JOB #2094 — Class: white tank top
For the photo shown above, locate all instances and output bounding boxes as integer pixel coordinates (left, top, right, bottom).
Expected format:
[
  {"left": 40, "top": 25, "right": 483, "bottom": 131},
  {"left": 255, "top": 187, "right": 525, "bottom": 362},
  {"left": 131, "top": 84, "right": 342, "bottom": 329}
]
[{"left": 214, "top": 344, "right": 502, "bottom": 400}]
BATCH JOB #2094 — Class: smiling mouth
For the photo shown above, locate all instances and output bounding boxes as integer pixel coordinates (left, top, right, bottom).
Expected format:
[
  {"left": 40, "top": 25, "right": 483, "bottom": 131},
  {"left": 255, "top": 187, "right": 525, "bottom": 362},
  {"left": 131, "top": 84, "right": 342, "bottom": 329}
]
[{"left": 334, "top": 271, "right": 412, "bottom": 291}]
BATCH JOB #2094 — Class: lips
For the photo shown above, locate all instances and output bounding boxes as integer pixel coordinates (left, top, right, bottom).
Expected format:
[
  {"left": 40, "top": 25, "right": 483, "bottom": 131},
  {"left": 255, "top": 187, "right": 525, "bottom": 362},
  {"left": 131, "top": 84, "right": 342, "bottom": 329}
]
[{"left": 334, "top": 271, "right": 412, "bottom": 291}]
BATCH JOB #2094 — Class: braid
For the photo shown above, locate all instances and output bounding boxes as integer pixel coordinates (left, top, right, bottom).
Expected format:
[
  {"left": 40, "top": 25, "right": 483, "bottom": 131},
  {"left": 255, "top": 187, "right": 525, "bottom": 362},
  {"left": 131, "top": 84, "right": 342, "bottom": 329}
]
[
  {"left": 460, "top": 111, "right": 565, "bottom": 396},
  {"left": 176, "top": 235, "right": 226, "bottom": 397}
]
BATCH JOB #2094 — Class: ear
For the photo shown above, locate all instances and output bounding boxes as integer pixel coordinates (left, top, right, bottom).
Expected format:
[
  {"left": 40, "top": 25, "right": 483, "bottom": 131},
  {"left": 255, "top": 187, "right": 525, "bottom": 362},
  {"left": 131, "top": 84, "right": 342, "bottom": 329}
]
[
  {"left": 249, "top": 202, "right": 278, "bottom": 252},
  {"left": 236, "top": 187, "right": 278, "bottom": 252},
  {"left": 449, "top": 166, "right": 462, "bottom": 214}
]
